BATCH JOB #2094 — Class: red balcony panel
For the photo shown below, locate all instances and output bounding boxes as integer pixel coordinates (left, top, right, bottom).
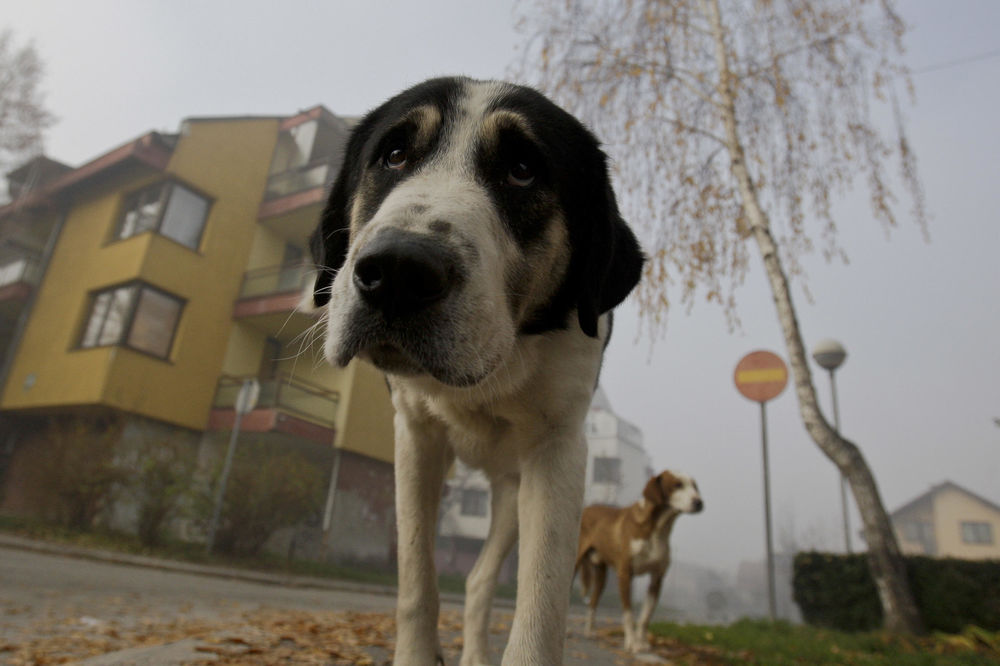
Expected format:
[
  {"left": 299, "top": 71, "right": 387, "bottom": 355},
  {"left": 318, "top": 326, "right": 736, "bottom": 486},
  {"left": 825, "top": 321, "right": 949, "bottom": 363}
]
[
  {"left": 207, "top": 407, "right": 335, "bottom": 445},
  {"left": 258, "top": 187, "right": 325, "bottom": 220},
  {"left": 0, "top": 282, "right": 32, "bottom": 302},
  {"left": 232, "top": 291, "right": 301, "bottom": 318}
]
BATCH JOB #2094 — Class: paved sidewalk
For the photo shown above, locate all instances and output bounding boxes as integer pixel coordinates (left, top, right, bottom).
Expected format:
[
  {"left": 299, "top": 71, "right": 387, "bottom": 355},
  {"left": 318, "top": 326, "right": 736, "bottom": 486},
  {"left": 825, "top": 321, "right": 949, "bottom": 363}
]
[
  {"left": 1, "top": 533, "right": 672, "bottom": 665},
  {"left": 0, "top": 532, "right": 407, "bottom": 601}
]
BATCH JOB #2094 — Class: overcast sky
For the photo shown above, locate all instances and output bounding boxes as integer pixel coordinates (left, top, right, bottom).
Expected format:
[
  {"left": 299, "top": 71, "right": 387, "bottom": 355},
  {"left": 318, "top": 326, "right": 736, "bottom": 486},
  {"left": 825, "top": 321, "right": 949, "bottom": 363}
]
[{"left": 6, "top": 1, "right": 999, "bottom": 575}]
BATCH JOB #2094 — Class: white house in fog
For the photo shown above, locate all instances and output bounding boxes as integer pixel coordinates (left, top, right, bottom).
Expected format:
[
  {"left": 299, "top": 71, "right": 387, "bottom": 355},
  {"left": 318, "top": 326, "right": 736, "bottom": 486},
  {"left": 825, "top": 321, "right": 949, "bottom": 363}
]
[
  {"left": 436, "top": 386, "right": 653, "bottom": 579},
  {"left": 584, "top": 386, "right": 654, "bottom": 506}
]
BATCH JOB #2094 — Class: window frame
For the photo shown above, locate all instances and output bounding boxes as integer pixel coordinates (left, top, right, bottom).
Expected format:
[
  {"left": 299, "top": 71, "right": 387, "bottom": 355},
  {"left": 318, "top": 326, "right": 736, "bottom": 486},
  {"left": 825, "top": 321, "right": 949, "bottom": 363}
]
[
  {"left": 960, "top": 521, "right": 994, "bottom": 545},
  {"left": 592, "top": 456, "right": 622, "bottom": 484},
  {"left": 459, "top": 488, "right": 489, "bottom": 517},
  {"left": 77, "top": 280, "right": 185, "bottom": 360},
  {"left": 114, "top": 179, "right": 213, "bottom": 251}
]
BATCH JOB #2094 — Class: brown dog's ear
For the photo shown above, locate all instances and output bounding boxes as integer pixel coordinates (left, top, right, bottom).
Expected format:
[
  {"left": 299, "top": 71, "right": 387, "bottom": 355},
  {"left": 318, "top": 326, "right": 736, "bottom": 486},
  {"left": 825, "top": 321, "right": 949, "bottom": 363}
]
[{"left": 642, "top": 474, "right": 667, "bottom": 506}]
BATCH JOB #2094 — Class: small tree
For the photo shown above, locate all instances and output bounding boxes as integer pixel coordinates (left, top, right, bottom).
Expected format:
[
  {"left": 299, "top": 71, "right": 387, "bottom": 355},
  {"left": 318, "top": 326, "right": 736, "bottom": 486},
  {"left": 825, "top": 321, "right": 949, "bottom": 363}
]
[
  {"left": 0, "top": 29, "right": 54, "bottom": 192},
  {"left": 197, "top": 440, "right": 322, "bottom": 557},
  {"left": 121, "top": 435, "right": 197, "bottom": 547},
  {"left": 21, "top": 416, "right": 127, "bottom": 529},
  {"left": 516, "top": 0, "right": 926, "bottom": 633}
]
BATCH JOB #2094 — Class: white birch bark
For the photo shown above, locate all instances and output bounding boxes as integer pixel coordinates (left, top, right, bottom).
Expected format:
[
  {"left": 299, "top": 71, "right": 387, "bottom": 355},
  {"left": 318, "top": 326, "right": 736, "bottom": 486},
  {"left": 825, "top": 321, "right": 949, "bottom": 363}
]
[{"left": 703, "top": 0, "right": 924, "bottom": 635}]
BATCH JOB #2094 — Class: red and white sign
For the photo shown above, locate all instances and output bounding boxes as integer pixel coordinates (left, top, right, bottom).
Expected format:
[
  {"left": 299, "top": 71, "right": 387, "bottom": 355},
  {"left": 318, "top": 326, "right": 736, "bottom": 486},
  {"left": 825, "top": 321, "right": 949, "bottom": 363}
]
[{"left": 734, "top": 351, "right": 788, "bottom": 403}]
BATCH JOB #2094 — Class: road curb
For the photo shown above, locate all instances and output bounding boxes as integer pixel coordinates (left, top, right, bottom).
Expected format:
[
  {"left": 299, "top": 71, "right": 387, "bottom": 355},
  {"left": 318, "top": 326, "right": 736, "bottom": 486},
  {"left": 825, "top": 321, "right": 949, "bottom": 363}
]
[{"left": 0, "top": 532, "right": 461, "bottom": 603}]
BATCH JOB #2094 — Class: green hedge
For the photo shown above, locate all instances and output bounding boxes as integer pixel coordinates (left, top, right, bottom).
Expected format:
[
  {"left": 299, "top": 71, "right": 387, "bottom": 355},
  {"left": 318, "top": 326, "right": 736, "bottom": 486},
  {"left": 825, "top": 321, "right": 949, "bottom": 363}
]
[{"left": 793, "top": 551, "right": 1000, "bottom": 633}]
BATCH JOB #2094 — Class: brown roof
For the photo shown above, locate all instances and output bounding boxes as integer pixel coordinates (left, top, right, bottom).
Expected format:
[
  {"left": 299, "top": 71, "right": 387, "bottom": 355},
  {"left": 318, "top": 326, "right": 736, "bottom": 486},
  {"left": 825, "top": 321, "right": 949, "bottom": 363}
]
[
  {"left": 891, "top": 480, "right": 1000, "bottom": 519},
  {"left": 0, "top": 132, "right": 175, "bottom": 218}
]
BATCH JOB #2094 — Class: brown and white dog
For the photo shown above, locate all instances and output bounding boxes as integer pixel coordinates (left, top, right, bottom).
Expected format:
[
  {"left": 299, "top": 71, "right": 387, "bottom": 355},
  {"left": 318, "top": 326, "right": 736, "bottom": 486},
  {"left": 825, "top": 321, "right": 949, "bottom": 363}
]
[
  {"left": 308, "top": 77, "right": 643, "bottom": 665},
  {"left": 575, "top": 470, "right": 703, "bottom": 652}
]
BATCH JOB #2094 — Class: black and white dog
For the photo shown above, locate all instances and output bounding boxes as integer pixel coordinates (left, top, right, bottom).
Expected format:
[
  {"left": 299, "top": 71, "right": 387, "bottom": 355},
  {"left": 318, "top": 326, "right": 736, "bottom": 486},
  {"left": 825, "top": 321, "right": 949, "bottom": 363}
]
[{"left": 309, "top": 77, "right": 643, "bottom": 665}]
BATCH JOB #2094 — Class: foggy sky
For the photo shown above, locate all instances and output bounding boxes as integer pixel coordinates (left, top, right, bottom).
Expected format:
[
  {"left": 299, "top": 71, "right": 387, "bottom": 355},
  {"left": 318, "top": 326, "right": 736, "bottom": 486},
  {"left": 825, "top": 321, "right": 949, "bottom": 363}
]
[{"left": 6, "top": 0, "right": 999, "bottom": 574}]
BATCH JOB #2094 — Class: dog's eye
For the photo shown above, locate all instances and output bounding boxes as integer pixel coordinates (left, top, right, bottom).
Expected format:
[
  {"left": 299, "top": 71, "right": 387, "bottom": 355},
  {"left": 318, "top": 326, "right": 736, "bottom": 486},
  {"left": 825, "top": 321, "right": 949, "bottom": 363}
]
[
  {"left": 385, "top": 148, "right": 407, "bottom": 170},
  {"left": 507, "top": 161, "right": 534, "bottom": 187}
]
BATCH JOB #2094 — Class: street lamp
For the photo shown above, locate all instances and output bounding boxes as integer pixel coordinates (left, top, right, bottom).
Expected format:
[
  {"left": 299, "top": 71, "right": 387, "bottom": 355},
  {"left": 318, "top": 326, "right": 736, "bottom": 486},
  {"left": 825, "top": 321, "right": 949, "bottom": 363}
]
[{"left": 812, "top": 339, "right": 851, "bottom": 554}]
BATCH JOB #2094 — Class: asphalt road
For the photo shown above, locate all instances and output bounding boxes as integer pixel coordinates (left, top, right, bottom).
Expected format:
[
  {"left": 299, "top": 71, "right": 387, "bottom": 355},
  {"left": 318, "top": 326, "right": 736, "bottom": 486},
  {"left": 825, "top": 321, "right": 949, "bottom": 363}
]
[{"left": 0, "top": 540, "right": 670, "bottom": 665}]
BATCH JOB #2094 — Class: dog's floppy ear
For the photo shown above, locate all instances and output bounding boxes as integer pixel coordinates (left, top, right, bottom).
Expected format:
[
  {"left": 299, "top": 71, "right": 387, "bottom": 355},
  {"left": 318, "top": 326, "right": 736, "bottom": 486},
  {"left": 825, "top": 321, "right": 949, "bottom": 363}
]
[
  {"left": 309, "top": 120, "right": 374, "bottom": 308},
  {"left": 569, "top": 154, "right": 644, "bottom": 338},
  {"left": 309, "top": 181, "right": 349, "bottom": 308},
  {"left": 642, "top": 473, "right": 667, "bottom": 507}
]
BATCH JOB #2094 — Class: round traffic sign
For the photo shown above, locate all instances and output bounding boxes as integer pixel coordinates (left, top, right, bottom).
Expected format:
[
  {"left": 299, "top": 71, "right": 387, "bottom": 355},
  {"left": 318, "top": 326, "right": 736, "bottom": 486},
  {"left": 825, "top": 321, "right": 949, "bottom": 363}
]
[{"left": 734, "top": 351, "right": 788, "bottom": 403}]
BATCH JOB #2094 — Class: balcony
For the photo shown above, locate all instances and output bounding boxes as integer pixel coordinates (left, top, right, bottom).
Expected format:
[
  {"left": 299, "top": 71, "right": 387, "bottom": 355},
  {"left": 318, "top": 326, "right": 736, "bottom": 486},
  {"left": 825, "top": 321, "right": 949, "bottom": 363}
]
[
  {"left": 257, "top": 163, "right": 335, "bottom": 243},
  {"left": 257, "top": 108, "right": 348, "bottom": 243},
  {"left": 207, "top": 373, "right": 339, "bottom": 444},
  {"left": 232, "top": 263, "right": 318, "bottom": 343},
  {"left": 264, "top": 161, "right": 336, "bottom": 202},
  {"left": 0, "top": 255, "right": 42, "bottom": 303}
]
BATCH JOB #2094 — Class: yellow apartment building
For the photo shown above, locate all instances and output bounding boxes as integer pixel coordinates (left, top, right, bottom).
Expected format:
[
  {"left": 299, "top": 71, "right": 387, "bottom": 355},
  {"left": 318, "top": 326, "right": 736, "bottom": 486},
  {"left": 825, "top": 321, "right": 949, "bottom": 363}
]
[
  {"left": 0, "top": 107, "right": 396, "bottom": 564},
  {"left": 890, "top": 481, "right": 1000, "bottom": 560}
]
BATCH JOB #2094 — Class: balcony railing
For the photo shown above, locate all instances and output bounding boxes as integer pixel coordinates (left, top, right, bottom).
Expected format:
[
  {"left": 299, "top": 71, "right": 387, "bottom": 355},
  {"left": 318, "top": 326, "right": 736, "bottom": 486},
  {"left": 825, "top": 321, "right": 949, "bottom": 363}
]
[
  {"left": 0, "top": 255, "right": 41, "bottom": 289},
  {"left": 239, "top": 263, "right": 312, "bottom": 299},
  {"left": 213, "top": 373, "right": 339, "bottom": 429},
  {"left": 264, "top": 161, "right": 337, "bottom": 201}
]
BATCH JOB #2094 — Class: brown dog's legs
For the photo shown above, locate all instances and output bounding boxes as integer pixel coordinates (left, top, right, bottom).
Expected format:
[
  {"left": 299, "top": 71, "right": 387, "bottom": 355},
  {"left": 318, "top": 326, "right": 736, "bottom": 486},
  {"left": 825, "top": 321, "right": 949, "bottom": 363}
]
[
  {"left": 615, "top": 563, "right": 637, "bottom": 651},
  {"left": 584, "top": 560, "right": 607, "bottom": 636},
  {"left": 634, "top": 570, "right": 664, "bottom": 652}
]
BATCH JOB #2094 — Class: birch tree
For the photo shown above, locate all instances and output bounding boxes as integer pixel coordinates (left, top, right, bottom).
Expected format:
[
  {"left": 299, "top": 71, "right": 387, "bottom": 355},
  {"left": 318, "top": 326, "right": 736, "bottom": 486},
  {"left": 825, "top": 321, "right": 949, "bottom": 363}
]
[
  {"left": 0, "top": 29, "right": 53, "bottom": 193},
  {"left": 514, "top": 0, "right": 926, "bottom": 634}
]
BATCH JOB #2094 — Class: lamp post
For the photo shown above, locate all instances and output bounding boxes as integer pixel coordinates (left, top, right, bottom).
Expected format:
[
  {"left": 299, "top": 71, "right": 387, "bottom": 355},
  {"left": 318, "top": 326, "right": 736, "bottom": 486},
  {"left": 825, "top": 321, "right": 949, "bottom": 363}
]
[
  {"left": 206, "top": 378, "right": 260, "bottom": 555},
  {"left": 812, "top": 339, "right": 850, "bottom": 554}
]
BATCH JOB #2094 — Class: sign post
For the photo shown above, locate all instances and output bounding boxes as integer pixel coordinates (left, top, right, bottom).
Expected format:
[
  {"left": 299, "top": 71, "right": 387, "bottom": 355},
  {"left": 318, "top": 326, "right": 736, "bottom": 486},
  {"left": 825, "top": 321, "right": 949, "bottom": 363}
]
[
  {"left": 206, "top": 378, "right": 260, "bottom": 555},
  {"left": 734, "top": 351, "right": 788, "bottom": 621}
]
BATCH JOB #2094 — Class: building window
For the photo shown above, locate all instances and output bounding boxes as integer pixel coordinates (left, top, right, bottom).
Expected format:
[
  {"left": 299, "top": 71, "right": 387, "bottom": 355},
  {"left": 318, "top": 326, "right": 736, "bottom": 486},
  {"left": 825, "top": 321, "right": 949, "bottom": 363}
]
[
  {"left": 593, "top": 456, "right": 621, "bottom": 484},
  {"left": 961, "top": 521, "right": 994, "bottom": 545},
  {"left": 117, "top": 181, "right": 210, "bottom": 249},
  {"left": 902, "top": 521, "right": 922, "bottom": 542},
  {"left": 80, "top": 282, "right": 184, "bottom": 359},
  {"left": 460, "top": 488, "right": 488, "bottom": 517}
]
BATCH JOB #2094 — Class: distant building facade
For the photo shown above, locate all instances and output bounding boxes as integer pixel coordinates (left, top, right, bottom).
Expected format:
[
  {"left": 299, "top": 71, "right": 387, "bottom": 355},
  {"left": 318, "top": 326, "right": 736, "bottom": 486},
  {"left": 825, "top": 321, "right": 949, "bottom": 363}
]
[
  {"left": 0, "top": 107, "right": 396, "bottom": 565},
  {"left": 890, "top": 481, "right": 1000, "bottom": 560}
]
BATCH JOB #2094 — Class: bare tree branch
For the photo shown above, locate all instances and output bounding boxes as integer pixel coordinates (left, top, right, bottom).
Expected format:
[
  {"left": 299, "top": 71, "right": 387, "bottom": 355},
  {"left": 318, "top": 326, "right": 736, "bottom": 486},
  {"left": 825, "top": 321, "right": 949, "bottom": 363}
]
[{"left": 512, "top": 0, "right": 927, "bottom": 635}]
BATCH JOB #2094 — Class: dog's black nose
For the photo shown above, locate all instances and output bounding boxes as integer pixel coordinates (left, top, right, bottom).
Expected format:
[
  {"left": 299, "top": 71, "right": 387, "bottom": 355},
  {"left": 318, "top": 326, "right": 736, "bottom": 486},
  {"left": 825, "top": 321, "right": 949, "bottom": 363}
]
[
  {"left": 693, "top": 498, "right": 704, "bottom": 512},
  {"left": 353, "top": 230, "right": 457, "bottom": 317}
]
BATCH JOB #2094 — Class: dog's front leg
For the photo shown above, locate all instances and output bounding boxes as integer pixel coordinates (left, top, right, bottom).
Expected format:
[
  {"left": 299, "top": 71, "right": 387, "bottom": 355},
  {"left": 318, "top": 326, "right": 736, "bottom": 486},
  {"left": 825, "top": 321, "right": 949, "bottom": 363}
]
[
  {"left": 393, "top": 411, "right": 452, "bottom": 666},
  {"left": 616, "top": 561, "right": 637, "bottom": 652},
  {"left": 461, "top": 474, "right": 518, "bottom": 666},
  {"left": 503, "top": 436, "right": 586, "bottom": 665},
  {"left": 633, "top": 570, "right": 664, "bottom": 652}
]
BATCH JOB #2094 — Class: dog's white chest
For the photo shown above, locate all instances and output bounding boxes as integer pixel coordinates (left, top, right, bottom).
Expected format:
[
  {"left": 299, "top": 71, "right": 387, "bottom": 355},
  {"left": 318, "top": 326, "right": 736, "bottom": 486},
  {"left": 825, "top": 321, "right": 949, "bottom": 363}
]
[{"left": 629, "top": 519, "right": 672, "bottom": 575}]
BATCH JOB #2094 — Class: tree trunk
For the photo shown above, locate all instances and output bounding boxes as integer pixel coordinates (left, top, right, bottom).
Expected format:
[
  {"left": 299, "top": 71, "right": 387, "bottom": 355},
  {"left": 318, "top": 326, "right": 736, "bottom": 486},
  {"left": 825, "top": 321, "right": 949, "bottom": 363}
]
[{"left": 704, "top": 0, "right": 925, "bottom": 635}]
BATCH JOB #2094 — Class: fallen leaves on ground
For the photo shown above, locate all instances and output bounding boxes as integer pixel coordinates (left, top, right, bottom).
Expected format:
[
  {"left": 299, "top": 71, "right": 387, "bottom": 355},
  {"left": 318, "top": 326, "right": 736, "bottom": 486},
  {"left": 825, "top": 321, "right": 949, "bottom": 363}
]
[{"left": 1, "top": 607, "right": 724, "bottom": 665}]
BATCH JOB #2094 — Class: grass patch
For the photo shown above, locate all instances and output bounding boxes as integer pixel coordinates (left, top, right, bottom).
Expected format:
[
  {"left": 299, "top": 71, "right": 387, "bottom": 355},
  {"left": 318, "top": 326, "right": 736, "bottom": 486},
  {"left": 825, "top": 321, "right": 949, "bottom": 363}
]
[{"left": 650, "top": 618, "right": 1000, "bottom": 665}]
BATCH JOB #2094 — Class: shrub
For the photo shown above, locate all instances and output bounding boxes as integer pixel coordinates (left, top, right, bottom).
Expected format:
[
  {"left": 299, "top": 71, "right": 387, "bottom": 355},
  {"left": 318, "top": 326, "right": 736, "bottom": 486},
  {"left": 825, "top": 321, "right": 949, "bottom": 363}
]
[
  {"left": 122, "top": 437, "right": 197, "bottom": 547},
  {"left": 794, "top": 551, "right": 1000, "bottom": 632},
  {"left": 908, "top": 556, "right": 1000, "bottom": 633},
  {"left": 16, "top": 416, "right": 127, "bottom": 529},
  {"left": 197, "top": 439, "right": 322, "bottom": 557},
  {"left": 793, "top": 552, "right": 882, "bottom": 631}
]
